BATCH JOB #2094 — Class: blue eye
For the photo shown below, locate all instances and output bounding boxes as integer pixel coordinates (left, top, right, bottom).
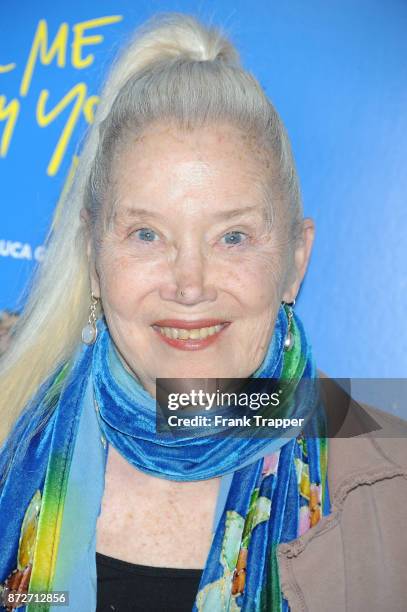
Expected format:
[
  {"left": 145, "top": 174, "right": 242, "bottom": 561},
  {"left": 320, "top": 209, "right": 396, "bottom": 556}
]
[
  {"left": 133, "top": 228, "right": 157, "bottom": 242},
  {"left": 221, "top": 231, "right": 247, "bottom": 246}
]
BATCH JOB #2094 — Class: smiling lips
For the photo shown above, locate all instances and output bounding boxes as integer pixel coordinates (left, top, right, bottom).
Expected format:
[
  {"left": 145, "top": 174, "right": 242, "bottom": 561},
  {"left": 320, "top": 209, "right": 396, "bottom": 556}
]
[{"left": 152, "top": 319, "right": 230, "bottom": 350}]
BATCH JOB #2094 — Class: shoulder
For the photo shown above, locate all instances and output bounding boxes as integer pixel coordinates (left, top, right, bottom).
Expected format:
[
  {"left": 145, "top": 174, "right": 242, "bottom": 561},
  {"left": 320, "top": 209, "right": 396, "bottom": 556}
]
[
  {"left": 317, "top": 373, "right": 407, "bottom": 499},
  {"left": 357, "top": 402, "right": 407, "bottom": 466}
]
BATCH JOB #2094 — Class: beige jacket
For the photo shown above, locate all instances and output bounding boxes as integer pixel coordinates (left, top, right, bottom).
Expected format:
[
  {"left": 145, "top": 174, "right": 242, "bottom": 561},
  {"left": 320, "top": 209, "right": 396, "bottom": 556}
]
[{"left": 277, "top": 378, "right": 407, "bottom": 611}]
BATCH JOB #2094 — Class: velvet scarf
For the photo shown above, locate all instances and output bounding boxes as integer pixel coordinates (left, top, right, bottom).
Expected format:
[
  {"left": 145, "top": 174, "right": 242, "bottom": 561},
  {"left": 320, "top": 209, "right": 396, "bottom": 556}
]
[{"left": 0, "top": 304, "right": 330, "bottom": 611}]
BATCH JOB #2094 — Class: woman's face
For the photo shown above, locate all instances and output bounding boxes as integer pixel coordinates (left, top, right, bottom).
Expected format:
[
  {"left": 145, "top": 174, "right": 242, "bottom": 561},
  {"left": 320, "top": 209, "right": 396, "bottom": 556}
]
[{"left": 89, "top": 122, "right": 314, "bottom": 395}]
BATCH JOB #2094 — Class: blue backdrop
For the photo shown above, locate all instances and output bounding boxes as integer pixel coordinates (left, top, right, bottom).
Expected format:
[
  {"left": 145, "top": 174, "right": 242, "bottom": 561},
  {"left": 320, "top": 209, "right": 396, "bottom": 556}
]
[{"left": 1, "top": 0, "right": 406, "bottom": 379}]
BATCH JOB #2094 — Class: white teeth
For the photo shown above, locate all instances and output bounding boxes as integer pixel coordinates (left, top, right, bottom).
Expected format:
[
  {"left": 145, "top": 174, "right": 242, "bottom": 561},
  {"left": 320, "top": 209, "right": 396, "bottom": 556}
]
[
  {"left": 157, "top": 323, "right": 225, "bottom": 340},
  {"left": 188, "top": 329, "right": 201, "bottom": 339},
  {"left": 207, "top": 325, "right": 222, "bottom": 336}
]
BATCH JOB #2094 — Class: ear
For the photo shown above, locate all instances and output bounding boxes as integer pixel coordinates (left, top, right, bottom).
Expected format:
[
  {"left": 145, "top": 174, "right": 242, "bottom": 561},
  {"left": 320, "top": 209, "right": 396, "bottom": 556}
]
[
  {"left": 80, "top": 208, "right": 101, "bottom": 299},
  {"left": 282, "top": 218, "right": 315, "bottom": 303}
]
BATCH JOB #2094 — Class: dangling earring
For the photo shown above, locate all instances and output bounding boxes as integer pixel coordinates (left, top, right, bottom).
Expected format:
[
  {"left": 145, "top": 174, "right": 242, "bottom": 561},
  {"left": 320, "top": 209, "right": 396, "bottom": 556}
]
[
  {"left": 282, "top": 298, "right": 295, "bottom": 351},
  {"left": 81, "top": 292, "right": 99, "bottom": 345}
]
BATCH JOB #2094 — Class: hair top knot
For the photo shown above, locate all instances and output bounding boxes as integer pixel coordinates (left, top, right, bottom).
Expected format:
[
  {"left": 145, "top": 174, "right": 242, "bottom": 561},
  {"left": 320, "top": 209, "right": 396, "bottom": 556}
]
[{"left": 123, "top": 12, "right": 241, "bottom": 71}]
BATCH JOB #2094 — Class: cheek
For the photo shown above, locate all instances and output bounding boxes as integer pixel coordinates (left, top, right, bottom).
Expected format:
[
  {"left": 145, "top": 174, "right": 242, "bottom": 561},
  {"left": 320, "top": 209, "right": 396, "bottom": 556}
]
[
  {"left": 223, "top": 251, "right": 285, "bottom": 312},
  {"left": 97, "top": 251, "right": 160, "bottom": 316}
]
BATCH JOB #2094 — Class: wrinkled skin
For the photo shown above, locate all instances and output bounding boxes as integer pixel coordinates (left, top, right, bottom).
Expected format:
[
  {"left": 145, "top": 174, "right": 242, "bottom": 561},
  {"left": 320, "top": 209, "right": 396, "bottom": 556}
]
[{"left": 85, "top": 121, "right": 314, "bottom": 396}]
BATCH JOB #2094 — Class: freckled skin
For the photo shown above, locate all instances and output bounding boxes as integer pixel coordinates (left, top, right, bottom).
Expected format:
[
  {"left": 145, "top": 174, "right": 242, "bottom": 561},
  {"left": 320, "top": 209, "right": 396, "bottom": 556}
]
[
  {"left": 88, "top": 121, "right": 314, "bottom": 395},
  {"left": 96, "top": 444, "right": 220, "bottom": 567}
]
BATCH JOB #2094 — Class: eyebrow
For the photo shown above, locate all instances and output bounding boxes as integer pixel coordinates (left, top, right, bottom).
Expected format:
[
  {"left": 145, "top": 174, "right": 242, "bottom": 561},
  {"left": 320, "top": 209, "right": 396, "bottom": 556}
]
[
  {"left": 114, "top": 207, "right": 162, "bottom": 221},
  {"left": 212, "top": 205, "right": 267, "bottom": 220}
]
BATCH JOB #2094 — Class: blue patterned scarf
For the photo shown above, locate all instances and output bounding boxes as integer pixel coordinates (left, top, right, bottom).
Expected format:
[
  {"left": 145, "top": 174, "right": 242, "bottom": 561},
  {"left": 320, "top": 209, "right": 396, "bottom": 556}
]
[{"left": 0, "top": 304, "right": 330, "bottom": 611}]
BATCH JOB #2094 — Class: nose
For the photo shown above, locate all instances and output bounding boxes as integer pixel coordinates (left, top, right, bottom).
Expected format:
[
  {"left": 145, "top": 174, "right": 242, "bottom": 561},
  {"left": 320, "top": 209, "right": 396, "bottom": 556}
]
[{"left": 159, "top": 241, "right": 217, "bottom": 306}]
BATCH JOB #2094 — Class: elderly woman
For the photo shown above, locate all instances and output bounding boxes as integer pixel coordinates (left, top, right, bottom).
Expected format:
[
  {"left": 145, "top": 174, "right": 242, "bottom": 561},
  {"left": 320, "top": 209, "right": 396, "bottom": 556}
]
[{"left": 0, "top": 13, "right": 406, "bottom": 612}]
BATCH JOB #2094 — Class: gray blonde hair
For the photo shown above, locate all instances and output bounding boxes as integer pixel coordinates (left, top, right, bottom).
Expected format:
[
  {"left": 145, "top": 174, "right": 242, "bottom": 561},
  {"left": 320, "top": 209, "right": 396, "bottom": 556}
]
[{"left": 0, "top": 13, "right": 303, "bottom": 448}]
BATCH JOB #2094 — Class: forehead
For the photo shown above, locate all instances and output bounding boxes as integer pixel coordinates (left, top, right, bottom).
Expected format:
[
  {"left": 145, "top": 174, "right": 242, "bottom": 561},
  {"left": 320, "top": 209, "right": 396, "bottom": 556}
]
[
  {"left": 108, "top": 121, "right": 275, "bottom": 222},
  {"left": 116, "top": 120, "right": 271, "bottom": 165}
]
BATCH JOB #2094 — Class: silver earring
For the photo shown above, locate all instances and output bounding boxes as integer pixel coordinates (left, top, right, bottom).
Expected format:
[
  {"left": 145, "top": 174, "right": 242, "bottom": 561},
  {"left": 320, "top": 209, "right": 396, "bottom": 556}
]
[
  {"left": 81, "top": 292, "right": 99, "bottom": 345},
  {"left": 282, "top": 299, "right": 295, "bottom": 351}
]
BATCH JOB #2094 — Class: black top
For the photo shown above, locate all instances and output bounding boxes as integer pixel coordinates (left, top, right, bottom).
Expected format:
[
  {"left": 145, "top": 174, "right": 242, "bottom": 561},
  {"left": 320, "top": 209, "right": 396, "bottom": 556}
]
[{"left": 96, "top": 552, "right": 203, "bottom": 612}]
